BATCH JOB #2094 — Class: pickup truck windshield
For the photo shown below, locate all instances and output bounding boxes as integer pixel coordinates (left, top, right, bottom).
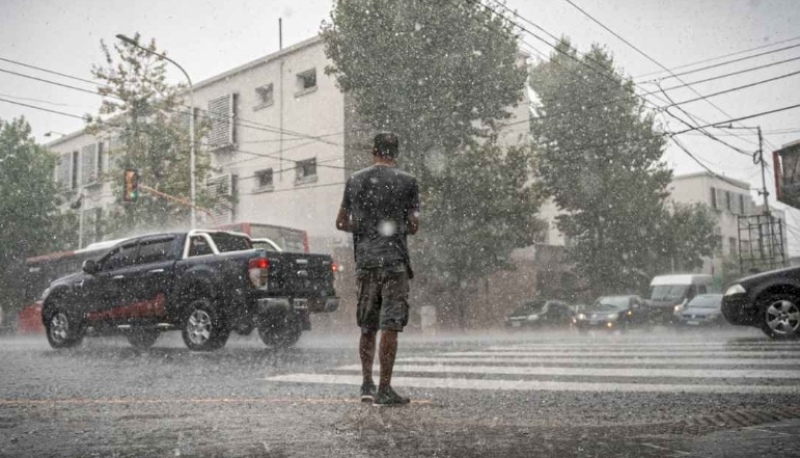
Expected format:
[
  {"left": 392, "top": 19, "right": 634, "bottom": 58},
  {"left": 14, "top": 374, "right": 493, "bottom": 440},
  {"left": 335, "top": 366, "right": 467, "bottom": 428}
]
[{"left": 208, "top": 233, "right": 252, "bottom": 253}]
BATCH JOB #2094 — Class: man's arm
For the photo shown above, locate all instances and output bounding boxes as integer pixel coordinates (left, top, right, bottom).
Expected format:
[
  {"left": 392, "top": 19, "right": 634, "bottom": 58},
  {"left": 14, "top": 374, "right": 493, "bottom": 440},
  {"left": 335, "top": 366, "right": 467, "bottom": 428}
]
[
  {"left": 336, "top": 207, "right": 352, "bottom": 232},
  {"left": 407, "top": 211, "right": 419, "bottom": 235}
]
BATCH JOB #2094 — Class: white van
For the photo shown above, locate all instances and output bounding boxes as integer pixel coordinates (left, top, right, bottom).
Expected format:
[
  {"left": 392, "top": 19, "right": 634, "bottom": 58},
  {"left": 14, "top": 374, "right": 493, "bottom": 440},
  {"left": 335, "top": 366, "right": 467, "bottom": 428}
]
[{"left": 647, "top": 274, "right": 717, "bottom": 323}]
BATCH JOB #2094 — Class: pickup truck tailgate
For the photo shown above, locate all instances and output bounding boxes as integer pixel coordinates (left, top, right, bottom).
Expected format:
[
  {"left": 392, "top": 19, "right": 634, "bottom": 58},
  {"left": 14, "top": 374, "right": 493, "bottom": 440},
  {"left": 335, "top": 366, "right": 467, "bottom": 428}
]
[{"left": 266, "top": 252, "right": 335, "bottom": 298}]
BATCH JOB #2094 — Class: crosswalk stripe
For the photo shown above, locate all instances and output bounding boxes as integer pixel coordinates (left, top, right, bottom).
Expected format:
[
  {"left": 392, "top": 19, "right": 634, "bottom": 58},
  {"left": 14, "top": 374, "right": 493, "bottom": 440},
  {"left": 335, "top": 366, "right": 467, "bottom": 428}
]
[
  {"left": 398, "top": 356, "right": 800, "bottom": 366},
  {"left": 335, "top": 364, "right": 800, "bottom": 379},
  {"left": 445, "top": 350, "right": 800, "bottom": 358},
  {"left": 264, "top": 373, "right": 800, "bottom": 395},
  {"left": 489, "top": 342, "right": 800, "bottom": 349}
]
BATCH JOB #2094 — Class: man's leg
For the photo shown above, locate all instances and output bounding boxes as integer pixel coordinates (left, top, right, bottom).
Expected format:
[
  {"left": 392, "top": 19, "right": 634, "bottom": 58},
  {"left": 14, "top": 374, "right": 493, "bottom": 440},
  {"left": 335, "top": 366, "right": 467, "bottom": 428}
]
[
  {"left": 378, "top": 329, "right": 398, "bottom": 390},
  {"left": 360, "top": 329, "right": 377, "bottom": 386}
]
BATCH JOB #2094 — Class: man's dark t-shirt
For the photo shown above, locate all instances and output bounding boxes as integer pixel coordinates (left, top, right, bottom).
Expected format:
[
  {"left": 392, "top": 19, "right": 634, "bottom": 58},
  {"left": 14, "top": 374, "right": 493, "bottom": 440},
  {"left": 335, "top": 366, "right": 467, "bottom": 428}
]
[{"left": 341, "top": 164, "right": 419, "bottom": 275}]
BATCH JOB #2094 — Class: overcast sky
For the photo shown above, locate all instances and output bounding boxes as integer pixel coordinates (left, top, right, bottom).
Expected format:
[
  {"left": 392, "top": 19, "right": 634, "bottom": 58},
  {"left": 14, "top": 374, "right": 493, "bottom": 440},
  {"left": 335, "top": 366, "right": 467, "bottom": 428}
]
[{"left": 2, "top": 0, "right": 800, "bottom": 250}]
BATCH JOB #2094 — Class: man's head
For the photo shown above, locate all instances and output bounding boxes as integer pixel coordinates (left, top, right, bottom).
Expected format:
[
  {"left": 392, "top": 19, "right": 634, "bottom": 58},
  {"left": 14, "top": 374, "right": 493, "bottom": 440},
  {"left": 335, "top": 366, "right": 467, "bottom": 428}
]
[{"left": 373, "top": 132, "right": 399, "bottom": 160}]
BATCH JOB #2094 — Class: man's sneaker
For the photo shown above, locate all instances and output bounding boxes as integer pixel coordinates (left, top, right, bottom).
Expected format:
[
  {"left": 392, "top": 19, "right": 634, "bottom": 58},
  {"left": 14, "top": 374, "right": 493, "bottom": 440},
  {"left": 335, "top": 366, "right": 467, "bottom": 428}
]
[
  {"left": 360, "top": 383, "right": 377, "bottom": 403},
  {"left": 373, "top": 387, "right": 411, "bottom": 406}
]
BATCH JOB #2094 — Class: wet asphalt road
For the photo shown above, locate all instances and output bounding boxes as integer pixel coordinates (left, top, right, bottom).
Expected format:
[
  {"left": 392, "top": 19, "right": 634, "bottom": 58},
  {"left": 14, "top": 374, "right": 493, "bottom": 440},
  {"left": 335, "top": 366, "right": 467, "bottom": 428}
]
[{"left": 2, "top": 326, "right": 800, "bottom": 457}]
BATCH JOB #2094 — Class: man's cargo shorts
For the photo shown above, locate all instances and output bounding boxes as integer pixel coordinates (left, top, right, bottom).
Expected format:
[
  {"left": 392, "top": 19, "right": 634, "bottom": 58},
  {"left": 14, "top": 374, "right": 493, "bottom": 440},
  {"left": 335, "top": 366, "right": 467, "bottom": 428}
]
[{"left": 356, "top": 266, "right": 410, "bottom": 332}]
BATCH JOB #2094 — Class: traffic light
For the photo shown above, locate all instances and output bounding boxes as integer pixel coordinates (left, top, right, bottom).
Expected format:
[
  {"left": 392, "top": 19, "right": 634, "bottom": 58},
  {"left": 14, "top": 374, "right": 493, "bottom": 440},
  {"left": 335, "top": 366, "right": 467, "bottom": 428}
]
[{"left": 123, "top": 169, "right": 139, "bottom": 202}]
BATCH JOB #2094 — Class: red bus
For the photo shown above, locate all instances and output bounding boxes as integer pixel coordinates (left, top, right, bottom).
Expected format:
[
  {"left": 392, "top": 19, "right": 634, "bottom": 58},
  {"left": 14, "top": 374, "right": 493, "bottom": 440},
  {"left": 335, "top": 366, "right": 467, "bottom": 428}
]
[{"left": 15, "top": 240, "right": 125, "bottom": 334}]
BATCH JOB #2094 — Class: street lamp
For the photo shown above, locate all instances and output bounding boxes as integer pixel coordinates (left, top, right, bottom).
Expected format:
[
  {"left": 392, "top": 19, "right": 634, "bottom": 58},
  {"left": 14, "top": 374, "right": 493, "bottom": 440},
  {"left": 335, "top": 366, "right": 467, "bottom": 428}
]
[
  {"left": 115, "top": 34, "right": 196, "bottom": 229},
  {"left": 44, "top": 131, "right": 66, "bottom": 138}
]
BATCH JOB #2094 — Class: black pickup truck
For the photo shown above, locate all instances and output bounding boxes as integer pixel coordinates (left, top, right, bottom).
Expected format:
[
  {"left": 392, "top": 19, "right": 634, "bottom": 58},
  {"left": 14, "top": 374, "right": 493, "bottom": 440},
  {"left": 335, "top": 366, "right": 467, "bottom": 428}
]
[{"left": 41, "top": 230, "right": 339, "bottom": 351}]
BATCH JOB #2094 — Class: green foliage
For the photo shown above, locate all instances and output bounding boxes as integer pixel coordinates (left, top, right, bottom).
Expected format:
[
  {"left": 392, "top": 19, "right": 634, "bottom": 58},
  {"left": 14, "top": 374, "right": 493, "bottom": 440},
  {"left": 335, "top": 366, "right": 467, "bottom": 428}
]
[
  {"left": 322, "top": 0, "right": 527, "bottom": 173},
  {"left": 86, "top": 34, "right": 224, "bottom": 237},
  {"left": 0, "top": 117, "right": 77, "bottom": 313},
  {"left": 661, "top": 202, "right": 718, "bottom": 273},
  {"left": 323, "top": 1, "right": 541, "bottom": 327},
  {"left": 531, "top": 41, "right": 715, "bottom": 295}
]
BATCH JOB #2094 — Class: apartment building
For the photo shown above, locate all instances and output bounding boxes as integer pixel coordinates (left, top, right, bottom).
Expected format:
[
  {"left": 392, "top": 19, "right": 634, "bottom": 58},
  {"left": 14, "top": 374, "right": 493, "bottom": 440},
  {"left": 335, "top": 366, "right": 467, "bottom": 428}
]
[
  {"left": 46, "top": 35, "right": 531, "bottom": 254},
  {"left": 668, "top": 172, "right": 787, "bottom": 276}
]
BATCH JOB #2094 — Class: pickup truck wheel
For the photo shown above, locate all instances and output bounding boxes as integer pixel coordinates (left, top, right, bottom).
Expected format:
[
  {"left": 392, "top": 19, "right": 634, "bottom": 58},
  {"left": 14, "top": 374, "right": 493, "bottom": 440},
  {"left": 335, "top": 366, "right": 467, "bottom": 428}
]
[
  {"left": 182, "top": 298, "right": 228, "bottom": 351},
  {"left": 44, "top": 307, "right": 84, "bottom": 349},
  {"left": 759, "top": 294, "right": 800, "bottom": 339},
  {"left": 127, "top": 328, "right": 159, "bottom": 349},
  {"left": 258, "top": 318, "right": 301, "bottom": 349}
]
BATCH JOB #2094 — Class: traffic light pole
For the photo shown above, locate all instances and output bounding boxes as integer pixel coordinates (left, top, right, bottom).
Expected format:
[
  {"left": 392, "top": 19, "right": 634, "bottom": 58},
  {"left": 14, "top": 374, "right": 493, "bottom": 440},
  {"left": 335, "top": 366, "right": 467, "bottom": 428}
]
[{"left": 139, "top": 184, "right": 214, "bottom": 220}]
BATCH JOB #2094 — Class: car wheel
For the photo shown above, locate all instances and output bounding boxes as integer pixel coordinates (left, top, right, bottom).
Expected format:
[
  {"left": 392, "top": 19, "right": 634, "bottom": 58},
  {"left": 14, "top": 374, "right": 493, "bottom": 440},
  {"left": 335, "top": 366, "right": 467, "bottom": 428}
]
[
  {"left": 759, "top": 294, "right": 800, "bottom": 339},
  {"left": 258, "top": 314, "right": 301, "bottom": 349},
  {"left": 44, "top": 307, "right": 84, "bottom": 349},
  {"left": 181, "top": 298, "right": 229, "bottom": 351},
  {"left": 126, "top": 328, "right": 159, "bottom": 349}
]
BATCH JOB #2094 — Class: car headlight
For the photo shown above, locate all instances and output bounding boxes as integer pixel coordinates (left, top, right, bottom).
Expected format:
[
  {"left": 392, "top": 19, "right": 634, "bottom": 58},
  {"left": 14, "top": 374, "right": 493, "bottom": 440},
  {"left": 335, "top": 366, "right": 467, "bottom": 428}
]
[
  {"left": 577, "top": 313, "right": 586, "bottom": 320},
  {"left": 724, "top": 284, "right": 746, "bottom": 297},
  {"left": 673, "top": 304, "right": 682, "bottom": 313},
  {"left": 606, "top": 313, "right": 618, "bottom": 321},
  {"left": 528, "top": 314, "right": 539, "bottom": 321}
]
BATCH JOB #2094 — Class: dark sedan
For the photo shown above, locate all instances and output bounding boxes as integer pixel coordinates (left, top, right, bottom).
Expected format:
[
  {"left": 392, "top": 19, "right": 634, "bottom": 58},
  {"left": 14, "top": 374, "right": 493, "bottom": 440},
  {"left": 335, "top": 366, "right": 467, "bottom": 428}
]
[
  {"left": 722, "top": 265, "right": 800, "bottom": 339},
  {"left": 679, "top": 294, "right": 725, "bottom": 326},
  {"left": 575, "top": 295, "right": 646, "bottom": 331},
  {"left": 505, "top": 299, "right": 573, "bottom": 329}
]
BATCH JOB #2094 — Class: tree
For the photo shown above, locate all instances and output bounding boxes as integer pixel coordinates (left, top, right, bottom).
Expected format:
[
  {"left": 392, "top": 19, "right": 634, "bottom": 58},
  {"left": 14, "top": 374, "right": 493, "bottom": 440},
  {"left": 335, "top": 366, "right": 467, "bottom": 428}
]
[
  {"left": 411, "top": 142, "right": 544, "bottom": 327},
  {"left": 661, "top": 202, "right": 718, "bottom": 273},
  {"left": 0, "top": 117, "right": 77, "bottom": 314},
  {"left": 86, "top": 34, "right": 225, "bottom": 237},
  {"left": 322, "top": 1, "right": 542, "bottom": 327},
  {"left": 531, "top": 41, "right": 686, "bottom": 295},
  {"left": 321, "top": 0, "right": 527, "bottom": 175}
]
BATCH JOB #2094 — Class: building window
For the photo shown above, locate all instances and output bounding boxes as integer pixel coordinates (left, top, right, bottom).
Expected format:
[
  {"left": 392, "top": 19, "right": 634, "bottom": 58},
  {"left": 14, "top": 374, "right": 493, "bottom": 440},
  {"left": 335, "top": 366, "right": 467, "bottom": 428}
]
[
  {"left": 296, "top": 69, "right": 317, "bottom": 96},
  {"left": 729, "top": 236, "right": 738, "bottom": 258},
  {"left": 295, "top": 158, "right": 317, "bottom": 184},
  {"left": 208, "top": 93, "right": 237, "bottom": 149},
  {"left": 738, "top": 194, "right": 746, "bottom": 215},
  {"left": 56, "top": 151, "right": 81, "bottom": 191},
  {"left": 254, "top": 168, "right": 274, "bottom": 192},
  {"left": 81, "top": 143, "right": 100, "bottom": 187},
  {"left": 725, "top": 190, "right": 733, "bottom": 212},
  {"left": 254, "top": 84, "right": 273, "bottom": 109},
  {"left": 710, "top": 187, "right": 717, "bottom": 209}
]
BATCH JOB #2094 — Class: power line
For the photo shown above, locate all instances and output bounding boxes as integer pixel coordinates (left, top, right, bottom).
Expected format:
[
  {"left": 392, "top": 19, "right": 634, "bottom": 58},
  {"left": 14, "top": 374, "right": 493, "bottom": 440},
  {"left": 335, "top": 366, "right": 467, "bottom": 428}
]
[
  {"left": 0, "top": 56, "right": 342, "bottom": 147},
  {"left": 649, "top": 42, "right": 800, "bottom": 82},
  {"left": 0, "top": 96, "right": 86, "bottom": 120},
  {"left": 650, "top": 55, "right": 800, "bottom": 95},
  {"left": 670, "top": 103, "right": 800, "bottom": 136},
  {"left": 560, "top": 0, "right": 759, "bottom": 147},
  {"left": 0, "top": 67, "right": 102, "bottom": 98},
  {"left": 635, "top": 34, "right": 800, "bottom": 79},
  {"left": 475, "top": 0, "right": 670, "bottom": 111},
  {"left": 662, "top": 68, "right": 800, "bottom": 109},
  {"left": 0, "top": 56, "right": 100, "bottom": 87}
]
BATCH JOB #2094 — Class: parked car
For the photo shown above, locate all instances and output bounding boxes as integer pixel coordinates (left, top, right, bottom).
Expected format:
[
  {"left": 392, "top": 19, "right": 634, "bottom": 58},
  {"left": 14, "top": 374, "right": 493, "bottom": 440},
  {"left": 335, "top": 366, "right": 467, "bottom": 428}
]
[
  {"left": 646, "top": 274, "right": 717, "bottom": 324},
  {"left": 722, "top": 266, "right": 800, "bottom": 339},
  {"left": 679, "top": 294, "right": 725, "bottom": 327},
  {"left": 505, "top": 299, "right": 572, "bottom": 328},
  {"left": 575, "top": 295, "right": 646, "bottom": 331},
  {"left": 41, "top": 230, "right": 339, "bottom": 351}
]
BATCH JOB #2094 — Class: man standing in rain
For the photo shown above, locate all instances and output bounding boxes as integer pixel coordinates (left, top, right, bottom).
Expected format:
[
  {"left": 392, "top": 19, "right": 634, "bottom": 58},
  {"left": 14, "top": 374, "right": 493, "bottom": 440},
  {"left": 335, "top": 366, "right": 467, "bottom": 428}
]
[{"left": 336, "top": 132, "right": 420, "bottom": 406}]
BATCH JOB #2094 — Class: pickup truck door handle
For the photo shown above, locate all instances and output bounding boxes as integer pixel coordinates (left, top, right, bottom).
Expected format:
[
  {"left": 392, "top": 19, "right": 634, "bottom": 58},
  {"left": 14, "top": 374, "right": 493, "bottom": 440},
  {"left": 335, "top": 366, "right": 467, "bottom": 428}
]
[
  {"left": 112, "top": 275, "right": 125, "bottom": 280},
  {"left": 148, "top": 269, "right": 165, "bottom": 274}
]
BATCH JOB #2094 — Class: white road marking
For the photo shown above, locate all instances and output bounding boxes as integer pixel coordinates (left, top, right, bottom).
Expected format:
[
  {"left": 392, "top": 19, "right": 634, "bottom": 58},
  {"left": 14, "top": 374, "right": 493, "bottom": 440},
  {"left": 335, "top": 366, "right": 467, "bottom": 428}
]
[
  {"left": 446, "top": 350, "right": 800, "bottom": 358},
  {"left": 398, "top": 356, "right": 800, "bottom": 366},
  {"left": 336, "top": 363, "right": 800, "bottom": 379},
  {"left": 490, "top": 342, "right": 800, "bottom": 349},
  {"left": 264, "top": 373, "right": 800, "bottom": 395}
]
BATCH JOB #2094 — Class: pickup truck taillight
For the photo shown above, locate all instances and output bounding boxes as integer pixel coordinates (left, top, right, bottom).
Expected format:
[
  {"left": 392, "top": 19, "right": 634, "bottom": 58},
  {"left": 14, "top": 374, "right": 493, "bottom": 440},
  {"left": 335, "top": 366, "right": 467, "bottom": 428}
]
[{"left": 248, "top": 257, "right": 269, "bottom": 289}]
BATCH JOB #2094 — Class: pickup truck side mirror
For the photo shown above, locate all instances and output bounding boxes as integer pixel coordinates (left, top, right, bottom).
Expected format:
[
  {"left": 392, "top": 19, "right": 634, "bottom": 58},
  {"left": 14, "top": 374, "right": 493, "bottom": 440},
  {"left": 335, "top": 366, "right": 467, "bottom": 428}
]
[{"left": 82, "top": 259, "right": 100, "bottom": 275}]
